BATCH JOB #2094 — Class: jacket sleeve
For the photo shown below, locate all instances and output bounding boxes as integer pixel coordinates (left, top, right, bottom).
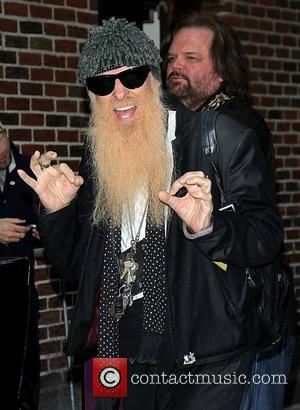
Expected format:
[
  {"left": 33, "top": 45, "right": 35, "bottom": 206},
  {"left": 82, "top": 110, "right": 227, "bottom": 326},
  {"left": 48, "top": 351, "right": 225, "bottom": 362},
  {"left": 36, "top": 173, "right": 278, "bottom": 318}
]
[{"left": 194, "top": 114, "right": 284, "bottom": 267}]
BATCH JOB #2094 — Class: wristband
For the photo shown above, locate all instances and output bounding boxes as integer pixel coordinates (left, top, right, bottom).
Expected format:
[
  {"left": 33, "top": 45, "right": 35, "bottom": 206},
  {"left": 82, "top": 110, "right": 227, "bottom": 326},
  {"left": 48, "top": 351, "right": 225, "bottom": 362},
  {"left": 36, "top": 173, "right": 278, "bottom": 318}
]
[{"left": 183, "top": 222, "right": 213, "bottom": 239}]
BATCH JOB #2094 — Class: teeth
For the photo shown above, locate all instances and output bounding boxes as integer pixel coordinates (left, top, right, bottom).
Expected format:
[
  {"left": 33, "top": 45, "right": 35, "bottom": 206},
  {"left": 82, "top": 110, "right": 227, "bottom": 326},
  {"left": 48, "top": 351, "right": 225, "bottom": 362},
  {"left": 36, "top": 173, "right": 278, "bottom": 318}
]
[{"left": 115, "top": 105, "right": 134, "bottom": 111}]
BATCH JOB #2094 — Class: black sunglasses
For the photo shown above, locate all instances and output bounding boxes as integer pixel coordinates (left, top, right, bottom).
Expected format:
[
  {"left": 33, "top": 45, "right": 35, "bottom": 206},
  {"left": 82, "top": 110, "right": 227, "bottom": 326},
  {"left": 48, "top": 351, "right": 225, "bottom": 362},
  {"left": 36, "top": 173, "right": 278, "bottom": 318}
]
[{"left": 86, "top": 66, "right": 151, "bottom": 96}]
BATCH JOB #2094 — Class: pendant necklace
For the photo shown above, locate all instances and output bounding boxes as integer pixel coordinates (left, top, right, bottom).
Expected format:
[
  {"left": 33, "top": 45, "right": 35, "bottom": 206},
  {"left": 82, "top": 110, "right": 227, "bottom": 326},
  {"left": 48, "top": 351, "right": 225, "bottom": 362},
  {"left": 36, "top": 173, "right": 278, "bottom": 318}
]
[
  {"left": 121, "top": 201, "right": 148, "bottom": 282},
  {"left": 109, "top": 201, "right": 148, "bottom": 321}
]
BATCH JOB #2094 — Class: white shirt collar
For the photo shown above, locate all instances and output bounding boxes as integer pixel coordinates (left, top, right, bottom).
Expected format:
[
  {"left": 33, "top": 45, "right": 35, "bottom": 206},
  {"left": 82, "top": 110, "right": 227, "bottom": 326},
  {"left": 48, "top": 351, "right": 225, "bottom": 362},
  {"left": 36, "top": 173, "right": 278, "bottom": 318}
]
[{"left": 120, "top": 110, "right": 177, "bottom": 252}]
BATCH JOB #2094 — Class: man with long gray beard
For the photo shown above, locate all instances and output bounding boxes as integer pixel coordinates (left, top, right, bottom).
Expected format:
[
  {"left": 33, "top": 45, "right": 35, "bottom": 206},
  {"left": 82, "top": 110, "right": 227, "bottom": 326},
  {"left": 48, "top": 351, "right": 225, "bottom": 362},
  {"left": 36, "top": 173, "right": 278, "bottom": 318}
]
[{"left": 19, "top": 18, "right": 283, "bottom": 410}]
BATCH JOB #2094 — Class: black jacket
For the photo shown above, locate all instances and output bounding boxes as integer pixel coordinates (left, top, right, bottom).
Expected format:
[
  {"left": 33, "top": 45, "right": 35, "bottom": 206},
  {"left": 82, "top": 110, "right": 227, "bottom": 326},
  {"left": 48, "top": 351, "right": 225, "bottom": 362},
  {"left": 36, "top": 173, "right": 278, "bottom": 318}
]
[
  {"left": 0, "top": 143, "right": 37, "bottom": 260},
  {"left": 39, "top": 99, "right": 283, "bottom": 367}
]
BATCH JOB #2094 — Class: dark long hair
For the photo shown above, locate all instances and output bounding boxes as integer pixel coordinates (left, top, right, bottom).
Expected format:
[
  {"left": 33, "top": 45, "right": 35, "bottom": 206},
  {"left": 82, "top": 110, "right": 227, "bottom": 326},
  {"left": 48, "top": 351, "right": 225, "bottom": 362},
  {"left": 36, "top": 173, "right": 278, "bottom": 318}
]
[{"left": 162, "top": 12, "right": 249, "bottom": 102}]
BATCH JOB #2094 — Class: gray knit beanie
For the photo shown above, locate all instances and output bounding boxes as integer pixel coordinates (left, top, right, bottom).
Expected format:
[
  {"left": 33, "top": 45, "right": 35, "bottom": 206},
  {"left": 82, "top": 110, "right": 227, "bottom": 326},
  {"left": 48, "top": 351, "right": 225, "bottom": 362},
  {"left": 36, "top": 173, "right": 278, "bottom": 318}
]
[{"left": 78, "top": 17, "right": 162, "bottom": 85}]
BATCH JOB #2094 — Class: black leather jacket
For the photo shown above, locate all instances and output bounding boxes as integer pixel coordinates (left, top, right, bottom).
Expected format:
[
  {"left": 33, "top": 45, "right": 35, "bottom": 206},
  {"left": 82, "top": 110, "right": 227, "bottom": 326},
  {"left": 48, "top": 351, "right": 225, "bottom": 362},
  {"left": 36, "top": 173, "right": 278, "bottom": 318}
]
[{"left": 39, "top": 98, "right": 283, "bottom": 367}]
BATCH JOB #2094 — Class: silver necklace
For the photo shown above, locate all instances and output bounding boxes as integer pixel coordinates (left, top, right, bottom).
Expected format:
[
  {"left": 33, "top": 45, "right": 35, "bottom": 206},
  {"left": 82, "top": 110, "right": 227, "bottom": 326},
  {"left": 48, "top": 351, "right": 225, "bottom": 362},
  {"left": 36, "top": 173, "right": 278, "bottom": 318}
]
[
  {"left": 109, "top": 202, "right": 148, "bottom": 321},
  {"left": 127, "top": 201, "right": 148, "bottom": 253}
]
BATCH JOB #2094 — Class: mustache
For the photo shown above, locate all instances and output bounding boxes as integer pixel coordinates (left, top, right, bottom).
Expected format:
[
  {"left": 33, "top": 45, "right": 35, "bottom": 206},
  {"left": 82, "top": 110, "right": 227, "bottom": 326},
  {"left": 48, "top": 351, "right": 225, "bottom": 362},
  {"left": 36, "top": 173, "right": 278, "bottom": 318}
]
[
  {"left": 167, "top": 70, "right": 190, "bottom": 82},
  {"left": 113, "top": 96, "right": 136, "bottom": 110}
]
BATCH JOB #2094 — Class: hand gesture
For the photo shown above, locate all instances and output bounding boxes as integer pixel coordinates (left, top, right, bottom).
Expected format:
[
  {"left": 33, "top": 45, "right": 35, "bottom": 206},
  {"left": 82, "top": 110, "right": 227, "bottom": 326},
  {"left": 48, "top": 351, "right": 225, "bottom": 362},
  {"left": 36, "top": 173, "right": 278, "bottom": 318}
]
[
  {"left": 18, "top": 151, "right": 84, "bottom": 213},
  {"left": 158, "top": 171, "right": 213, "bottom": 234},
  {"left": 0, "top": 218, "right": 31, "bottom": 244}
]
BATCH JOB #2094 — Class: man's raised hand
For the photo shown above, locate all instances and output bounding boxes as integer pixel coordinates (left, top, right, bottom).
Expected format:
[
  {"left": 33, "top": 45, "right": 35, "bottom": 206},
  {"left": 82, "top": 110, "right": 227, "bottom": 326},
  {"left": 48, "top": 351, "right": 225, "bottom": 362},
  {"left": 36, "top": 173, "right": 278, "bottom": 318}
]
[
  {"left": 18, "top": 150, "right": 84, "bottom": 213},
  {"left": 158, "top": 171, "right": 213, "bottom": 234}
]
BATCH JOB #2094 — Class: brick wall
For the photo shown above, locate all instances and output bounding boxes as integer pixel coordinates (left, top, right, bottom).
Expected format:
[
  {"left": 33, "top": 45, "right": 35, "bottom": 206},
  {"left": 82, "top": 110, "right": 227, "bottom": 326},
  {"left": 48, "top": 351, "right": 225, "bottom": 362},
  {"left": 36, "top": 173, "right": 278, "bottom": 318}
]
[
  {"left": 0, "top": 0, "right": 299, "bottom": 400},
  {"left": 0, "top": 0, "right": 99, "bottom": 394}
]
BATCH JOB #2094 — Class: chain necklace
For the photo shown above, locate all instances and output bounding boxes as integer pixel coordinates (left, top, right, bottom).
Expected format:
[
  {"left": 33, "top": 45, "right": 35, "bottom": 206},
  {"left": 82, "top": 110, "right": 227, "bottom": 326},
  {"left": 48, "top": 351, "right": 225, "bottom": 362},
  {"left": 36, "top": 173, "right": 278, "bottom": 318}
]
[
  {"left": 127, "top": 200, "right": 148, "bottom": 253},
  {"left": 109, "top": 201, "right": 148, "bottom": 320}
]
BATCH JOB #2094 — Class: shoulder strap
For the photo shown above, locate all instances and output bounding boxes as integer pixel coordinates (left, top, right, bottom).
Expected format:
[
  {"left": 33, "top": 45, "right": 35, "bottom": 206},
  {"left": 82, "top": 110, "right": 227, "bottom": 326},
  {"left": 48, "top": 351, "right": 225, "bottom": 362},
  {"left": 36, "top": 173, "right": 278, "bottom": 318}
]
[{"left": 201, "top": 111, "right": 228, "bottom": 206}]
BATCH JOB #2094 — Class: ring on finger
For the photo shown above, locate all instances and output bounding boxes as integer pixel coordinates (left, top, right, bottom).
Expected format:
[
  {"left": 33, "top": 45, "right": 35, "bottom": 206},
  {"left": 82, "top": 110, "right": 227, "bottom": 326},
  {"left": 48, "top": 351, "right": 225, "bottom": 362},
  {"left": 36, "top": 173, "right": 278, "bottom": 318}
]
[{"left": 38, "top": 158, "right": 51, "bottom": 170}]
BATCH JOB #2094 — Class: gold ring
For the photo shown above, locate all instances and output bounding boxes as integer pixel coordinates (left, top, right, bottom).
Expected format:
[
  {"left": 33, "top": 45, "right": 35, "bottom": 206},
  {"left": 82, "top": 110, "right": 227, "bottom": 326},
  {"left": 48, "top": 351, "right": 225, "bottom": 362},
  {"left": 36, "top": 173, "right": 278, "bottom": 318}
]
[{"left": 38, "top": 158, "right": 51, "bottom": 170}]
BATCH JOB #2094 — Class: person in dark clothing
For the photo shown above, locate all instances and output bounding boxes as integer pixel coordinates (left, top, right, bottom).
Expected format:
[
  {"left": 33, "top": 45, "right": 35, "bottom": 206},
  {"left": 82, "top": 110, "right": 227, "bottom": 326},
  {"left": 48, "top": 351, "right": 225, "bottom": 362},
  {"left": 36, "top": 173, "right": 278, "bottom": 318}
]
[
  {"left": 19, "top": 18, "right": 284, "bottom": 410},
  {"left": 0, "top": 121, "right": 40, "bottom": 409},
  {"left": 164, "top": 11, "right": 297, "bottom": 410}
]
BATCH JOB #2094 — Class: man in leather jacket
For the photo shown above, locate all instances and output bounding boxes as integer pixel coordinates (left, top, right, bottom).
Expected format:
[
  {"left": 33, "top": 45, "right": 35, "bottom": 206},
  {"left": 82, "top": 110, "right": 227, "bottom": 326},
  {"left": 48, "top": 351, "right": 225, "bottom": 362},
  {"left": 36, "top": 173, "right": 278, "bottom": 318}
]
[
  {"left": 19, "top": 17, "right": 284, "bottom": 410},
  {"left": 164, "top": 11, "right": 296, "bottom": 410}
]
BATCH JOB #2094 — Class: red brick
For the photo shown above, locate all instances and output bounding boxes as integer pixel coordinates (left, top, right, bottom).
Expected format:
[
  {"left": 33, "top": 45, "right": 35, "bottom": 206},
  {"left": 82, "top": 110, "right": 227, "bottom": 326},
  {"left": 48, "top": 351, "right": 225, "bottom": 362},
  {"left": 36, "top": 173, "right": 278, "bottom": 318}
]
[
  {"left": 267, "top": 8, "right": 281, "bottom": 19},
  {"left": 67, "top": 56, "right": 79, "bottom": 69},
  {"left": 20, "top": 82, "right": 43, "bottom": 96},
  {"left": 19, "top": 52, "right": 42, "bottom": 66},
  {"left": 44, "top": 54, "right": 66, "bottom": 68},
  {"left": 38, "top": 282, "right": 61, "bottom": 296},
  {"left": 251, "top": 6, "right": 266, "bottom": 17},
  {"left": 30, "top": 5, "right": 52, "bottom": 19},
  {"left": 44, "top": 23, "right": 66, "bottom": 36},
  {"left": 49, "top": 324, "right": 65, "bottom": 338},
  {"left": 56, "top": 100, "right": 77, "bottom": 112},
  {"left": 0, "top": 97, "right": 4, "bottom": 111},
  {"left": 261, "top": 96, "right": 275, "bottom": 107},
  {"left": 251, "top": 32, "right": 266, "bottom": 43},
  {"left": 67, "top": 25, "right": 88, "bottom": 39},
  {"left": 31, "top": 68, "right": 53, "bottom": 81},
  {"left": 21, "top": 145, "right": 46, "bottom": 157},
  {"left": 0, "top": 80, "right": 17, "bottom": 94},
  {"left": 79, "top": 100, "right": 89, "bottom": 113},
  {"left": 40, "top": 340, "right": 61, "bottom": 355},
  {"left": 243, "top": 17, "right": 259, "bottom": 30},
  {"left": 269, "top": 85, "right": 282, "bottom": 95},
  {"left": 5, "top": 2, "right": 28, "bottom": 16},
  {"left": 38, "top": 295, "right": 48, "bottom": 310},
  {"left": 0, "top": 17, "right": 17, "bottom": 32},
  {"left": 55, "top": 69, "right": 77, "bottom": 83},
  {"left": 32, "top": 98, "right": 55, "bottom": 112},
  {"left": 49, "top": 356, "right": 68, "bottom": 370},
  {"left": 39, "top": 310, "right": 61, "bottom": 327},
  {"left": 267, "top": 60, "right": 282, "bottom": 70},
  {"left": 67, "top": 0, "right": 88, "bottom": 8},
  {"left": 45, "top": 83, "right": 66, "bottom": 97},
  {"left": 286, "top": 230, "right": 300, "bottom": 240},
  {"left": 284, "top": 111, "right": 298, "bottom": 120},
  {"left": 38, "top": 327, "right": 48, "bottom": 341},
  {"left": 283, "top": 36, "right": 297, "bottom": 47},
  {"left": 34, "top": 267, "right": 50, "bottom": 281},
  {"left": 260, "top": 46, "right": 274, "bottom": 57},
  {"left": 7, "top": 97, "right": 30, "bottom": 110},
  {"left": 40, "top": 359, "right": 49, "bottom": 373},
  {"left": 275, "top": 22, "right": 290, "bottom": 34},
  {"left": 57, "top": 130, "right": 79, "bottom": 141},
  {"left": 283, "top": 10, "right": 297, "bottom": 21},
  {"left": 44, "top": 0, "right": 64, "bottom": 5},
  {"left": 34, "top": 129, "right": 56, "bottom": 142},
  {"left": 259, "top": 20, "right": 274, "bottom": 31},
  {"left": 55, "top": 39, "right": 77, "bottom": 53},
  {"left": 77, "top": 11, "right": 99, "bottom": 25},
  {"left": 54, "top": 7, "right": 75, "bottom": 21},
  {"left": 21, "top": 113, "right": 44, "bottom": 126},
  {"left": 220, "top": 15, "right": 241, "bottom": 29},
  {"left": 9, "top": 128, "right": 32, "bottom": 141},
  {"left": 283, "top": 134, "right": 298, "bottom": 144}
]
